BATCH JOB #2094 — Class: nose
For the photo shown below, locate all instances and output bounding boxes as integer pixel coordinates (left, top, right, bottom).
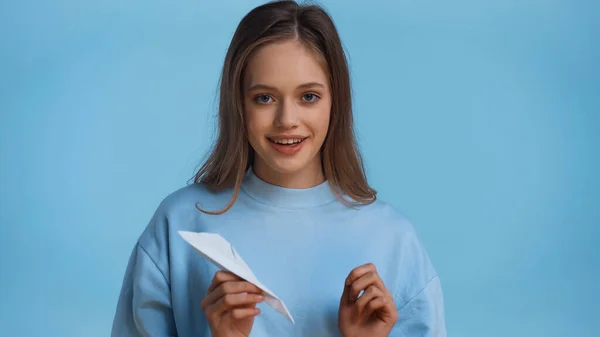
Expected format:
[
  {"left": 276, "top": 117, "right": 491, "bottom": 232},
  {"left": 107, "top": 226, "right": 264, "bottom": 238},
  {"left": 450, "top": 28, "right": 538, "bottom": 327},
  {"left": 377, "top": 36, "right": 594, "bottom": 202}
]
[{"left": 275, "top": 99, "right": 299, "bottom": 128}]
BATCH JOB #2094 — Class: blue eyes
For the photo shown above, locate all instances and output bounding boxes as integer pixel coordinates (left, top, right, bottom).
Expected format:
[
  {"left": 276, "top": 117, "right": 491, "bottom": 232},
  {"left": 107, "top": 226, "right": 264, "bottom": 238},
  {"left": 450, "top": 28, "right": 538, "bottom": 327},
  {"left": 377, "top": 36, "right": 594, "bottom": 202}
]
[
  {"left": 302, "top": 93, "right": 318, "bottom": 102},
  {"left": 256, "top": 95, "right": 273, "bottom": 104},
  {"left": 253, "top": 93, "right": 320, "bottom": 105}
]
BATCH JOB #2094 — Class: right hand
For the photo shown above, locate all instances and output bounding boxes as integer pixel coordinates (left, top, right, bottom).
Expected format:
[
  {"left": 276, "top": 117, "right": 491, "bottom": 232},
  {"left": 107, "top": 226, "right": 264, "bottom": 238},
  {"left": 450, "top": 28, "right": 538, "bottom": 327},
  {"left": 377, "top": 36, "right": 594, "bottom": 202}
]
[{"left": 201, "top": 270, "right": 265, "bottom": 337}]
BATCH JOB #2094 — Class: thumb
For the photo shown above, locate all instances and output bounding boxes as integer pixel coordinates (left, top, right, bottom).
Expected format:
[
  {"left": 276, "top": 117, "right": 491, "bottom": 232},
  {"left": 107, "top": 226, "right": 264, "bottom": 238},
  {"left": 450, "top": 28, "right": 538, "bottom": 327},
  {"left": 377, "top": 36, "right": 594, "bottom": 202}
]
[{"left": 339, "top": 283, "right": 353, "bottom": 307}]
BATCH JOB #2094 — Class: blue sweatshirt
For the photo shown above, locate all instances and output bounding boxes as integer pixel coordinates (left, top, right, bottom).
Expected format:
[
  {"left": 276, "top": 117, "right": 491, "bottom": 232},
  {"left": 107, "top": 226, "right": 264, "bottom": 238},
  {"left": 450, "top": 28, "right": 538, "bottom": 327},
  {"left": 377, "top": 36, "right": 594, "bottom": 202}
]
[{"left": 111, "top": 169, "right": 446, "bottom": 336}]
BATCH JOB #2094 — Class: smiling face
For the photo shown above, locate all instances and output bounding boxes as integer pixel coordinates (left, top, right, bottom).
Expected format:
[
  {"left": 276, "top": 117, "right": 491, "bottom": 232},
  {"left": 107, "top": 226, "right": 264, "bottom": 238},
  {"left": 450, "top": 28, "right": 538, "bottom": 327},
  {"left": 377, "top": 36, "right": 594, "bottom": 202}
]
[{"left": 243, "top": 40, "right": 332, "bottom": 188}]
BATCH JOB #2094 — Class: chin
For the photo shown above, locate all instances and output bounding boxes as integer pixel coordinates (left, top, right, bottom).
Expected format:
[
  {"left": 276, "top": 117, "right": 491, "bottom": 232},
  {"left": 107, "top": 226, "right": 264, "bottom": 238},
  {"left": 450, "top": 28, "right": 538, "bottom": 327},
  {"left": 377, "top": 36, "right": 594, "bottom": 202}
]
[{"left": 267, "top": 158, "right": 309, "bottom": 175}]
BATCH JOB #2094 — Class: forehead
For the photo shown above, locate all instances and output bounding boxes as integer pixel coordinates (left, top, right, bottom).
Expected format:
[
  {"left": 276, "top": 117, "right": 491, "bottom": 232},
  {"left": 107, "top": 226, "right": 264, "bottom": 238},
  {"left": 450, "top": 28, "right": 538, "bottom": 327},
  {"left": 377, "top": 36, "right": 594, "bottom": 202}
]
[{"left": 243, "top": 40, "right": 329, "bottom": 90}]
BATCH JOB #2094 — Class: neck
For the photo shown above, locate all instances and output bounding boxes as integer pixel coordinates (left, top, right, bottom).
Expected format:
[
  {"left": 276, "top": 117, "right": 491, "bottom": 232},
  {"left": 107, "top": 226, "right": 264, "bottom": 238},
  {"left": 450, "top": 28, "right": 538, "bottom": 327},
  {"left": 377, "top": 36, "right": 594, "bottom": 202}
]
[{"left": 252, "top": 158, "right": 325, "bottom": 189}]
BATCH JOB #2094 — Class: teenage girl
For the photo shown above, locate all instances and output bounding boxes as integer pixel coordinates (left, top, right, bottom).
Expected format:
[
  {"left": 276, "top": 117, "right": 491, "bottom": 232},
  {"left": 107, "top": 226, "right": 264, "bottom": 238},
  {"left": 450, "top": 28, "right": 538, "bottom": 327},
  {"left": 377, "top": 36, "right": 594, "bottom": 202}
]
[{"left": 111, "top": 1, "right": 446, "bottom": 336}]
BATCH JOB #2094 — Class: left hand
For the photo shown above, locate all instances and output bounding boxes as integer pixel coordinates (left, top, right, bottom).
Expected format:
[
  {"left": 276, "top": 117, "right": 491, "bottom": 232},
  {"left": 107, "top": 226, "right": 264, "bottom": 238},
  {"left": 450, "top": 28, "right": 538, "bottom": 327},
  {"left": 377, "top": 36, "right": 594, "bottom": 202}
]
[{"left": 338, "top": 263, "right": 398, "bottom": 337}]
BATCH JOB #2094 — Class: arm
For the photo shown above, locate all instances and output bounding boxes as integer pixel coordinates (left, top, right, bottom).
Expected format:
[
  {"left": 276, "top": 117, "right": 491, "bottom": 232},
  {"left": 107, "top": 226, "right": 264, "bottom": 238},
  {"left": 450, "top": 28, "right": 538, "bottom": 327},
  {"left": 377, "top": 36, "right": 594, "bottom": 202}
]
[
  {"left": 390, "top": 275, "right": 446, "bottom": 337},
  {"left": 111, "top": 243, "right": 177, "bottom": 337}
]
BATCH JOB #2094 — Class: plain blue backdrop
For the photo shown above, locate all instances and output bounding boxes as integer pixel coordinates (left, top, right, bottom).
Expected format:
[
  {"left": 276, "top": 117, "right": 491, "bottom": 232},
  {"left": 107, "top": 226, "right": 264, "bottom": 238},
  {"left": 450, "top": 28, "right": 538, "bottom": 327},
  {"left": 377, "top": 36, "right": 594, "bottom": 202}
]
[{"left": 1, "top": 0, "right": 598, "bottom": 336}]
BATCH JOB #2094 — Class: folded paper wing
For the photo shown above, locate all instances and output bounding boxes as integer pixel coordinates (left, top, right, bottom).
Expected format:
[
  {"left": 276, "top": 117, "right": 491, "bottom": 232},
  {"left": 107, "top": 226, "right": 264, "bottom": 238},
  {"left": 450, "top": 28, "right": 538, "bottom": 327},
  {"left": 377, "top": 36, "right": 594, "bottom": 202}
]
[{"left": 178, "top": 231, "right": 295, "bottom": 324}]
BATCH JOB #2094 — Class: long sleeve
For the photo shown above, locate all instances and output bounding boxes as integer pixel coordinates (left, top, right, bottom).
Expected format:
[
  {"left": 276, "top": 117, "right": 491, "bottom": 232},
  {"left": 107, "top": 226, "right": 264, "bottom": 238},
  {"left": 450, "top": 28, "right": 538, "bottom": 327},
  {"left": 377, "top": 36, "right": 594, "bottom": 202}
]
[
  {"left": 390, "top": 275, "right": 446, "bottom": 337},
  {"left": 111, "top": 243, "right": 177, "bottom": 337}
]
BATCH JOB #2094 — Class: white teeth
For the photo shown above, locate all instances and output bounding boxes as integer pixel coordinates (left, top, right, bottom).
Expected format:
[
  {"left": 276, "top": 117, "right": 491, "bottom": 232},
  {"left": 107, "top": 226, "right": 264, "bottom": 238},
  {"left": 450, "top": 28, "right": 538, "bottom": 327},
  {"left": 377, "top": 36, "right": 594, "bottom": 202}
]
[{"left": 272, "top": 138, "right": 303, "bottom": 145}]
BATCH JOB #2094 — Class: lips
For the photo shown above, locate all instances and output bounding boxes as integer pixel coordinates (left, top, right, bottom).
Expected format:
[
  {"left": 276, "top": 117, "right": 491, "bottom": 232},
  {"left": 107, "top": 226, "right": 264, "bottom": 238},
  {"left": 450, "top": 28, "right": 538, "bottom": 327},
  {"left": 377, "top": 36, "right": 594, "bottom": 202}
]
[{"left": 267, "top": 136, "right": 308, "bottom": 155}]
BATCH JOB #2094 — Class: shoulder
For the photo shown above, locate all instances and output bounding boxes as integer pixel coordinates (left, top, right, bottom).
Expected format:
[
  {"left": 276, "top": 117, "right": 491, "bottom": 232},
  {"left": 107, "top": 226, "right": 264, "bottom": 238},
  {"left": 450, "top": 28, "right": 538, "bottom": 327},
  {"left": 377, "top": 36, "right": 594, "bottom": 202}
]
[
  {"left": 155, "top": 182, "right": 235, "bottom": 217},
  {"left": 355, "top": 198, "right": 416, "bottom": 237},
  {"left": 355, "top": 198, "right": 431, "bottom": 267},
  {"left": 135, "top": 182, "right": 235, "bottom": 256}
]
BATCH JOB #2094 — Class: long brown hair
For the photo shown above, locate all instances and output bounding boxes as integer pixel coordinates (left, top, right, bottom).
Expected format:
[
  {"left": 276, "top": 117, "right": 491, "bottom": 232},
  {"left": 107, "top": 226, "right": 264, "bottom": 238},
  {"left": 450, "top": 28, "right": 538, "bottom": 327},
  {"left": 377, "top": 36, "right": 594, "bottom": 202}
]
[{"left": 194, "top": 0, "right": 376, "bottom": 214}]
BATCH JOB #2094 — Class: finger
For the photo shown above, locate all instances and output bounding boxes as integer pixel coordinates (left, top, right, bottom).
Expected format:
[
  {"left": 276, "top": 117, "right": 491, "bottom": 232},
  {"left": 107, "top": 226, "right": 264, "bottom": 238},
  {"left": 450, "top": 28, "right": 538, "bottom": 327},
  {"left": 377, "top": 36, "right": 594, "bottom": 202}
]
[
  {"left": 230, "top": 307, "right": 261, "bottom": 320},
  {"left": 364, "top": 296, "right": 398, "bottom": 323},
  {"left": 349, "top": 271, "right": 384, "bottom": 301},
  {"left": 339, "top": 282, "right": 353, "bottom": 306},
  {"left": 203, "top": 280, "right": 263, "bottom": 307},
  {"left": 218, "top": 280, "right": 263, "bottom": 298},
  {"left": 345, "top": 263, "right": 377, "bottom": 286},
  {"left": 211, "top": 292, "right": 265, "bottom": 315},
  {"left": 354, "top": 285, "right": 384, "bottom": 318},
  {"left": 208, "top": 271, "right": 241, "bottom": 292}
]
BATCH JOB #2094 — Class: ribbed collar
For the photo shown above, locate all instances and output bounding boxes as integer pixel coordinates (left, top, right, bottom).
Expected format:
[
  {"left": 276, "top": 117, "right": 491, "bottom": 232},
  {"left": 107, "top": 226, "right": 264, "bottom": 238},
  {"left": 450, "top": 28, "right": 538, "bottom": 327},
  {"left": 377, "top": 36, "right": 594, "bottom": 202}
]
[{"left": 240, "top": 168, "right": 336, "bottom": 209}]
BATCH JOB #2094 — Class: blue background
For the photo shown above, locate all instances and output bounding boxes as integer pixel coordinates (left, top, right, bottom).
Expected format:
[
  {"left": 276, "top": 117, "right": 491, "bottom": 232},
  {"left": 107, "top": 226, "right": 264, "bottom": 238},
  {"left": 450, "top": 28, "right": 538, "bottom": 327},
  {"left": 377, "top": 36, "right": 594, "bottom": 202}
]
[{"left": 1, "top": 0, "right": 598, "bottom": 336}]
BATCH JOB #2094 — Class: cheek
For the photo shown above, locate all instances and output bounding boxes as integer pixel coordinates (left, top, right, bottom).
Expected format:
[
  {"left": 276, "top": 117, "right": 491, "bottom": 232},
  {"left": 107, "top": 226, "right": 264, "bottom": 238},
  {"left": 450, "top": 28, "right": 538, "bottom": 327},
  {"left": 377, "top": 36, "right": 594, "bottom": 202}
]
[
  {"left": 244, "top": 107, "right": 268, "bottom": 141},
  {"left": 314, "top": 105, "right": 331, "bottom": 137}
]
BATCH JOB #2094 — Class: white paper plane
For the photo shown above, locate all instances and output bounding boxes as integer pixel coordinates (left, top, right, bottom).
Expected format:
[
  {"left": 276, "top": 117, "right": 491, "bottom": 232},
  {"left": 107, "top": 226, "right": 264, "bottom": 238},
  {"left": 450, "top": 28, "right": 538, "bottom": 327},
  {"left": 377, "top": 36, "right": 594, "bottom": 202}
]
[{"left": 178, "top": 231, "right": 295, "bottom": 324}]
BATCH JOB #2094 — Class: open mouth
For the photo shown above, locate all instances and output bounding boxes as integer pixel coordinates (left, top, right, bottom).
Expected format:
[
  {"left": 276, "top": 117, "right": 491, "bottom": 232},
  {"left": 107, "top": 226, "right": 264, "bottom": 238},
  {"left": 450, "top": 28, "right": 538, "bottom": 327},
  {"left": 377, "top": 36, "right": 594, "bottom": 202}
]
[{"left": 267, "top": 137, "right": 307, "bottom": 146}]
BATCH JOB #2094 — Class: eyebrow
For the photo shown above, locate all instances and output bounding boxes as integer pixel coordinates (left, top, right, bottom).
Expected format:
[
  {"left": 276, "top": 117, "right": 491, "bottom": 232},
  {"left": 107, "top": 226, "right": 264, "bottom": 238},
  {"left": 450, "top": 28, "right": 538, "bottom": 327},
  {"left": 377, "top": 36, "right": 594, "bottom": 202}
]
[{"left": 247, "top": 82, "right": 325, "bottom": 92}]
